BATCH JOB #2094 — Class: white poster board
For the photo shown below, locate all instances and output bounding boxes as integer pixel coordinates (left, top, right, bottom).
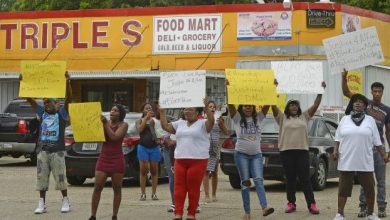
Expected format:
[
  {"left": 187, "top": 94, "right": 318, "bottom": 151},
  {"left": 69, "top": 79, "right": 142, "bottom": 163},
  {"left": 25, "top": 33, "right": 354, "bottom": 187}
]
[
  {"left": 271, "top": 61, "right": 324, "bottom": 94},
  {"left": 153, "top": 15, "right": 222, "bottom": 54},
  {"left": 159, "top": 70, "right": 206, "bottom": 108},
  {"left": 323, "top": 26, "right": 384, "bottom": 74}
]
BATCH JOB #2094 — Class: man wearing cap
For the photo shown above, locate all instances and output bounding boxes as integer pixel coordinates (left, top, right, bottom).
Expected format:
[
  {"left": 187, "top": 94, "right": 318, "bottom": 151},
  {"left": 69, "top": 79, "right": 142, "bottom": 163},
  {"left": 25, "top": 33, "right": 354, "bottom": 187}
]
[
  {"left": 23, "top": 72, "right": 72, "bottom": 214},
  {"left": 342, "top": 69, "right": 390, "bottom": 218}
]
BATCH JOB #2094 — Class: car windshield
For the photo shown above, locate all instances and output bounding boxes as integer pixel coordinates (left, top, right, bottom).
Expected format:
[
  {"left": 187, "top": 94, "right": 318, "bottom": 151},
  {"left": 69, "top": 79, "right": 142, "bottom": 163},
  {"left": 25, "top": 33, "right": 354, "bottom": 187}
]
[{"left": 260, "top": 117, "right": 279, "bottom": 134}]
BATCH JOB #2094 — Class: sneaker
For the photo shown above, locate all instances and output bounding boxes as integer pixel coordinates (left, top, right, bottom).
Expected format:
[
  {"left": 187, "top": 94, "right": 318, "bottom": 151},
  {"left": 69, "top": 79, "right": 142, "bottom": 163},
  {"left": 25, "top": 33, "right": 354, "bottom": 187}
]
[
  {"left": 167, "top": 204, "right": 175, "bottom": 213},
  {"left": 285, "top": 202, "right": 296, "bottom": 213},
  {"left": 88, "top": 216, "right": 97, "bottom": 220},
  {"left": 196, "top": 205, "right": 201, "bottom": 213},
  {"left": 34, "top": 198, "right": 46, "bottom": 214},
  {"left": 309, "top": 203, "right": 320, "bottom": 214},
  {"left": 366, "top": 213, "right": 381, "bottom": 220},
  {"left": 334, "top": 213, "right": 346, "bottom": 220},
  {"left": 112, "top": 216, "right": 118, "bottom": 220},
  {"left": 151, "top": 194, "right": 159, "bottom": 200},
  {"left": 378, "top": 208, "right": 387, "bottom": 218},
  {"left": 140, "top": 194, "right": 146, "bottom": 201},
  {"left": 358, "top": 206, "right": 368, "bottom": 218},
  {"left": 61, "top": 197, "right": 70, "bottom": 213}
]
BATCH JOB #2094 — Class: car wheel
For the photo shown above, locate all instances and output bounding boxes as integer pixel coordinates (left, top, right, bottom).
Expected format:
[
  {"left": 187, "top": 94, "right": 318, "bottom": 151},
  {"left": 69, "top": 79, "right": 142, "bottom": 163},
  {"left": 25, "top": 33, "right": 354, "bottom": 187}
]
[
  {"left": 311, "top": 158, "right": 327, "bottom": 191},
  {"left": 229, "top": 175, "right": 241, "bottom": 189},
  {"left": 67, "top": 176, "right": 86, "bottom": 185}
]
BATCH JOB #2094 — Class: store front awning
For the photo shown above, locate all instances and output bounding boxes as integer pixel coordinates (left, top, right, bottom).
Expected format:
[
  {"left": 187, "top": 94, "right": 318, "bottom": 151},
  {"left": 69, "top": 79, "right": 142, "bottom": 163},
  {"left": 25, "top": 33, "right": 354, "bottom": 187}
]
[{"left": 0, "top": 70, "right": 226, "bottom": 79}]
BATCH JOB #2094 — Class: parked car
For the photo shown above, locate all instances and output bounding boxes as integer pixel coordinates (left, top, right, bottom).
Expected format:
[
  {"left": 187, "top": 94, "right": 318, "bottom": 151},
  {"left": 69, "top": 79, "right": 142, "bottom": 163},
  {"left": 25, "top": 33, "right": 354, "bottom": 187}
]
[
  {"left": 64, "top": 112, "right": 168, "bottom": 185},
  {"left": 220, "top": 115, "right": 339, "bottom": 191},
  {"left": 0, "top": 99, "right": 42, "bottom": 164}
]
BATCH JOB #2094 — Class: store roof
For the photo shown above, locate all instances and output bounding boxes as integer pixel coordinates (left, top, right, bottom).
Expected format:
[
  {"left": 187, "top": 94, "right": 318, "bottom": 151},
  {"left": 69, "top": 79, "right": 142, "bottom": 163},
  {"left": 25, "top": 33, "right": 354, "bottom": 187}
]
[{"left": 0, "top": 70, "right": 226, "bottom": 79}]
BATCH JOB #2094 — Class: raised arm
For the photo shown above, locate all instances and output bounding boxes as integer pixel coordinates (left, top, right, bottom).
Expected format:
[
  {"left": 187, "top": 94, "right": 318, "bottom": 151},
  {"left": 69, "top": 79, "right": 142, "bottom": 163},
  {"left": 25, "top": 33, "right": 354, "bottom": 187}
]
[
  {"left": 204, "top": 98, "right": 215, "bottom": 133},
  {"left": 225, "top": 79, "right": 237, "bottom": 118},
  {"left": 341, "top": 69, "right": 354, "bottom": 99},
  {"left": 271, "top": 105, "right": 279, "bottom": 117},
  {"left": 261, "top": 105, "right": 270, "bottom": 116},
  {"left": 21, "top": 72, "right": 38, "bottom": 110},
  {"left": 307, "top": 81, "right": 326, "bottom": 117},
  {"left": 102, "top": 117, "right": 128, "bottom": 141},
  {"left": 64, "top": 71, "right": 72, "bottom": 112},
  {"left": 159, "top": 108, "right": 176, "bottom": 134}
]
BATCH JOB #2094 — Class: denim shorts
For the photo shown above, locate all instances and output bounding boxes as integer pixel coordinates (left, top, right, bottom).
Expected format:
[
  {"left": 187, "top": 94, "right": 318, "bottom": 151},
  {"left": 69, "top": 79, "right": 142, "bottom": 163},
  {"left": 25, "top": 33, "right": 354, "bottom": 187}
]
[{"left": 137, "top": 144, "right": 161, "bottom": 162}]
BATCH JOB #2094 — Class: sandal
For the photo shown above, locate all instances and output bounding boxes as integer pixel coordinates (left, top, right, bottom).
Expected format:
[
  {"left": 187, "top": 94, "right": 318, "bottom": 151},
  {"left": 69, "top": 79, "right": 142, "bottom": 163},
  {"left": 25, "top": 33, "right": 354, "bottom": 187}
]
[
  {"left": 172, "top": 217, "right": 182, "bottom": 220},
  {"left": 262, "top": 207, "right": 275, "bottom": 216}
]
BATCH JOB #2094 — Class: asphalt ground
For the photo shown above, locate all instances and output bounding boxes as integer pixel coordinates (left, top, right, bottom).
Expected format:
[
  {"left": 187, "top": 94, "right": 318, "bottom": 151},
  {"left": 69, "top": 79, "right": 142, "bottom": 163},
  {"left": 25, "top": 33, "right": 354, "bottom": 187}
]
[{"left": 0, "top": 157, "right": 389, "bottom": 220}]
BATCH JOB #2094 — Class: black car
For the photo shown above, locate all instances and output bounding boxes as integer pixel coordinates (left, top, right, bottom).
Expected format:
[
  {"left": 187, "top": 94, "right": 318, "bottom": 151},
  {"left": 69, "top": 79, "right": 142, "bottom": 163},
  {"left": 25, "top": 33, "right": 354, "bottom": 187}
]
[
  {"left": 64, "top": 112, "right": 168, "bottom": 185},
  {"left": 220, "top": 116, "right": 339, "bottom": 191}
]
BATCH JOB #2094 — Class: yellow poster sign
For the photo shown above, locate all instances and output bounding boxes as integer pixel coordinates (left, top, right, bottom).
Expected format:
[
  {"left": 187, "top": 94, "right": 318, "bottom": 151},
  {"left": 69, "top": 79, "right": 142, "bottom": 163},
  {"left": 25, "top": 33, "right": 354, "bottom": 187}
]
[
  {"left": 19, "top": 61, "right": 66, "bottom": 98},
  {"left": 69, "top": 102, "right": 105, "bottom": 142},
  {"left": 226, "top": 69, "right": 277, "bottom": 105},
  {"left": 344, "top": 71, "right": 363, "bottom": 100}
]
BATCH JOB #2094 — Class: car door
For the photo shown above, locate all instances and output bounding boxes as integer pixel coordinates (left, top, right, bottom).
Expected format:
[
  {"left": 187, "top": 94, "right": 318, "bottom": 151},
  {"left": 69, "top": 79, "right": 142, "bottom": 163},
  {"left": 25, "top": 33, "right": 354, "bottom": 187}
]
[
  {"left": 323, "top": 119, "right": 339, "bottom": 177},
  {"left": 315, "top": 119, "right": 338, "bottom": 178}
]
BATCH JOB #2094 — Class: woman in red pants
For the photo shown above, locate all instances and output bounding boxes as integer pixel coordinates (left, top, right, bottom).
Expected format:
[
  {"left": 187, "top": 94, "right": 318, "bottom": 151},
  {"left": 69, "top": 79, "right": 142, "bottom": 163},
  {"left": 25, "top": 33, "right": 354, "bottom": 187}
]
[{"left": 160, "top": 99, "right": 214, "bottom": 220}]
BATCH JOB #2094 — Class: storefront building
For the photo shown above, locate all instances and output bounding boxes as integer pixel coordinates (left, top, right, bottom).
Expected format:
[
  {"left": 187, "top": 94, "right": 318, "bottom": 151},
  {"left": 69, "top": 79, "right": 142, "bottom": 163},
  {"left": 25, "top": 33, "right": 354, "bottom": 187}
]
[{"left": 0, "top": 3, "right": 389, "bottom": 112}]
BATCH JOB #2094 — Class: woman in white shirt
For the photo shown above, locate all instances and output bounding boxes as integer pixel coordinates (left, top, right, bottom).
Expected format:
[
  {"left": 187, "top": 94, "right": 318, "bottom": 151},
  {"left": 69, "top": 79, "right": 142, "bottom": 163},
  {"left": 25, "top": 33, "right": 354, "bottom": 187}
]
[
  {"left": 160, "top": 99, "right": 214, "bottom": 220},
  {"left": 333, "top": 94, "right": 387, "bottom": 220}
]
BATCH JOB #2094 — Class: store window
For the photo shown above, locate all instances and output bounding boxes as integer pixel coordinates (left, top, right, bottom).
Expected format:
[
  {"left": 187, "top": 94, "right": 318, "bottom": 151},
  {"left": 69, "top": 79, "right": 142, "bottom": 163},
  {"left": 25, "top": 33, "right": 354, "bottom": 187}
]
[{"left": 82, "top": 84, "right": 133, "bottom": 112}]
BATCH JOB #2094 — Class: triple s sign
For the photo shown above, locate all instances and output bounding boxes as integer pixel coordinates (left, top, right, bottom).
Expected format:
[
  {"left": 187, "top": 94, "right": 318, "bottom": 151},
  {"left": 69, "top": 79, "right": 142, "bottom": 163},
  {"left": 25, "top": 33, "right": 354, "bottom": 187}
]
[{"left": 0, "top": 14, "right": 222, "bottom": 54}]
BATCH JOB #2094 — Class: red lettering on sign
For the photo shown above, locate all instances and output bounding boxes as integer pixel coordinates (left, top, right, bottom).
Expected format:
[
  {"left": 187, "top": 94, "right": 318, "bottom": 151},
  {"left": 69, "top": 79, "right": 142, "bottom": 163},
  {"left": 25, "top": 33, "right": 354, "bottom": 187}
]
[
  {"left": 72, "top": 22, "right": 88, "bottom": 49},
  {"left": 0, "top": 23, "right": 17, "bottom": 49},
  {"left": 21, "top": 23, "right": 39, "bottom": 49},
  {"left": 122, "top": 20, "right": 142, "bottom": 47},
  {"left": 51, "top": 22, "right": 70, "bottom": 48},
  {"left": 92, "top": 21, "right": 109, "bottom": 48}
]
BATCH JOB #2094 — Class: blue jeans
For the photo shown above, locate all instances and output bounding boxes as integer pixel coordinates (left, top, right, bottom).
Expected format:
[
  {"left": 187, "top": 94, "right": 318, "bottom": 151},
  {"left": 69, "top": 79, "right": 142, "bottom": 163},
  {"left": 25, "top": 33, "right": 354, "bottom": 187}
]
[
  {"left": 359, "top": 150, "right": 387, "bottom": 209},
  {"left": 162, "top": 147, "right": 174, "bottom": 205},
  {"left": 234, "top": 151, "right": 268, "bottom": 214}
]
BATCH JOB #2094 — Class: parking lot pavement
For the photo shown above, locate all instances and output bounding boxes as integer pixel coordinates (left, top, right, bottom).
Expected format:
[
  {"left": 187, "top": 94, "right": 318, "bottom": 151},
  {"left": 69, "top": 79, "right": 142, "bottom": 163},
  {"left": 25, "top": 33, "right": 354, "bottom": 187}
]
[{"left": 1, "top": 157, "right": 389, "bottom": 220}]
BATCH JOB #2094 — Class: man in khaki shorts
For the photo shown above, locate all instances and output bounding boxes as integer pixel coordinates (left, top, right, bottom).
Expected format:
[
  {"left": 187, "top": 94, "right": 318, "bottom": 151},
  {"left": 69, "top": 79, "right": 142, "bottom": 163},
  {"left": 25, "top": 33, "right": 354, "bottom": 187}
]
[{"left": 24, "top": 72, "right": 72, "bottom": 214}]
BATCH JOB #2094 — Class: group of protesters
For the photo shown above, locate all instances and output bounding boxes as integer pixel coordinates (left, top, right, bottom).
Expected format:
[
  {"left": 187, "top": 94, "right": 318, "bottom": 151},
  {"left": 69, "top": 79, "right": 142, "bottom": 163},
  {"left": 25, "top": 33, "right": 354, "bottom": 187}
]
[{"left": 20, "top": 69, "right": 390, "bottom": 220}]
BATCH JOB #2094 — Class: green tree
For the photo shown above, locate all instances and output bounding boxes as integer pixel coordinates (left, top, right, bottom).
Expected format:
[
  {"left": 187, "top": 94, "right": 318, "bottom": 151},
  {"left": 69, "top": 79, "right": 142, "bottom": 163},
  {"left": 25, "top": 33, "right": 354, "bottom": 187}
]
[{"left": 6, "top": 0, "right": 390, "bottom": 14}]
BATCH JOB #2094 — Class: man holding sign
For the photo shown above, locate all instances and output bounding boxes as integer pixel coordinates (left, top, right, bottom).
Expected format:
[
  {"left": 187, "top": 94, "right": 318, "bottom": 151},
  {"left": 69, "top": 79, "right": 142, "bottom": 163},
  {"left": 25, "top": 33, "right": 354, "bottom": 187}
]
[{"left": 22, "top": 72, "right": 72, "bottom": 214}]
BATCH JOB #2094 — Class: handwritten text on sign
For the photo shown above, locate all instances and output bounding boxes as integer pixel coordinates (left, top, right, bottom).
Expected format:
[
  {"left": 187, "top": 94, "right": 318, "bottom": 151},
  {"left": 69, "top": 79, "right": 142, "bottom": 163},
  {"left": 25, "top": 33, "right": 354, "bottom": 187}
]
[
  {"left": 159, "top": 70, "right": 206, "bottom": 108},
  {"left": 323, "top": 26, "right": 384, "bottom": 74},
  {"left": 19, "top": 61, "right": 66, "bottom": 98},
  {"left": 153, "top": 14, "right": 222, "bottom": 54},
  {"left": 69, "top": 102, "right": 105, "bottom": 142},
  {"left": 271, "top": 61, "right": 324, "bottom": 94},
  {"left": 226, "top": 69, "right": 277, "bottom": 105}
]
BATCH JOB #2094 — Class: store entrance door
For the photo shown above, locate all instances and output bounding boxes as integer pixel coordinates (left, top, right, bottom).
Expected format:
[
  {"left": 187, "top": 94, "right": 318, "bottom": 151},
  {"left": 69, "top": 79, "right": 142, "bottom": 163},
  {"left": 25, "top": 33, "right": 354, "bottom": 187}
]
[{"left": 82, "top": 84, "right": 133, "bottom": 112}]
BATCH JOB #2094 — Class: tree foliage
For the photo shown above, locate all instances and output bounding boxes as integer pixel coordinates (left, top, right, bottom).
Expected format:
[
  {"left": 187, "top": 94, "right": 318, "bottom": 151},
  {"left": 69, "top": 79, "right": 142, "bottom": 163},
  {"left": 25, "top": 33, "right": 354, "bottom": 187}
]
[{"left": 1, "top": 0, "right": 389, "bottom": 14}]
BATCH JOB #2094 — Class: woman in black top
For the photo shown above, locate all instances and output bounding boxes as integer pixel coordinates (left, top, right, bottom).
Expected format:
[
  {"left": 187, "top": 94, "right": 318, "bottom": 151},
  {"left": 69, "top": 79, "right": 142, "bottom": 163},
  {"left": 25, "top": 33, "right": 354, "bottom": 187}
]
[{"left": 136, "top": 103, "right": 161, "bottom": 201}]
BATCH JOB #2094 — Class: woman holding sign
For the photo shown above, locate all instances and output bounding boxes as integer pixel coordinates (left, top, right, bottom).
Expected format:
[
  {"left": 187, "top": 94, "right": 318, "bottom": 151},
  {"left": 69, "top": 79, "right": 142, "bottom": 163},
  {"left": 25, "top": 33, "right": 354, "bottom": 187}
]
[
  {"left": 270, "top": 81, "right": 326, "bottom": 215},
  {"left": 159, "top": 98, "right": 214, "bottom": 220},
  {"left": 227, "top": 102, "right": 275, "bottom": 220},
  {"left": 89, "top": 104, "right": 128, "bottom": 220}
]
